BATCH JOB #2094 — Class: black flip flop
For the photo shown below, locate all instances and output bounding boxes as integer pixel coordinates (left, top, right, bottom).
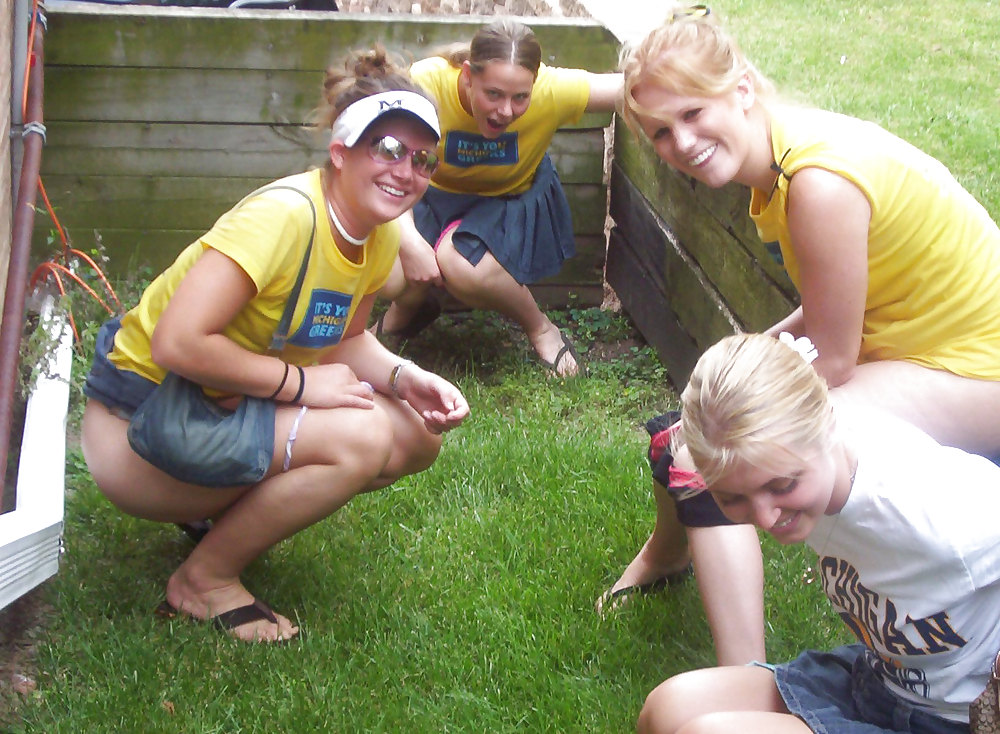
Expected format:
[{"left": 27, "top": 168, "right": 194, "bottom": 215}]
[
  {"left": 596, "top": 562, "right": 694, "bottom": 616},
  {"left": 175, "top": 519, "right": 212, "bottom": 544},
  {"left": 156, "top": 597, "right": 294, "bottom": 642},
  {"left": 538, "top": 332, "right": 585, "bottom": 377}
]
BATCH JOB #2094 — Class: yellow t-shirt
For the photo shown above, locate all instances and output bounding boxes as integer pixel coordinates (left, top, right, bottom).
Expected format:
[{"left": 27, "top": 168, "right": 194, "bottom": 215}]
[
  {"left": 410, "top": 57, "right": 590, "bottom": 196},
  {"left": 110, "top": 169, "right": 399, "bottom": 383},
  {"left": 750, "top": 106, "right": 1000, "bottom": 379}
]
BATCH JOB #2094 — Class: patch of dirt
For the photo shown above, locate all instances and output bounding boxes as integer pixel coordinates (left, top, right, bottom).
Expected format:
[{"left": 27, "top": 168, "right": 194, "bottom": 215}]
[
  {"left": 0, "top": 587, "right": 50, "bottom": 726},
  {"left": 586, "top": 335, "right": 643, "bottom": 363}
]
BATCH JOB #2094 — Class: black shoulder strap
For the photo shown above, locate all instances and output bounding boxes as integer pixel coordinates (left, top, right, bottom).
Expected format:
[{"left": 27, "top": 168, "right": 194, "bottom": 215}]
[{"left": 240, "top": 184, "right": 317, "bottom": 354}]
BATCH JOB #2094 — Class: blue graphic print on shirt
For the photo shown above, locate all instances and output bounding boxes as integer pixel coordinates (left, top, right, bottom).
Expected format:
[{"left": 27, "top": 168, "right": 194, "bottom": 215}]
[
  {"left": 289, "top": 289, "right": 352, "bottom": 348},
  {"left": 444, "top": 131, "right": 519, "bottom": 167}
]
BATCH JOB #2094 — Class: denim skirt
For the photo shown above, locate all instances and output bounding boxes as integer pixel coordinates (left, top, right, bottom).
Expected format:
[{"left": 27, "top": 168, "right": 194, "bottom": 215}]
[
  {"left": 412, "top": 154, "right": 576, "bottom": 285},
  {"left": 762, "top": 645, "right": 969, "bottom": 733}
]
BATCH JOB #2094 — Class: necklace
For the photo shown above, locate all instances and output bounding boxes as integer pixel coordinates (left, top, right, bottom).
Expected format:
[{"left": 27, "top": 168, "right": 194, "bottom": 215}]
[
  {"left": 802, "top": 453, "right": 858, "bottom": 586},
  {"left": 326, "top": 198, "right": 368, "bottom": 247}
]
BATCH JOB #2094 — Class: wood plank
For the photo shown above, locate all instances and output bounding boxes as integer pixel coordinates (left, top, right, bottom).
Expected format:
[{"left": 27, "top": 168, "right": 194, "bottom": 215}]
[
  {"left": 612, "top": 132, "right": 797, "bottom": 332},
  {"left": 605, "top": 229, "right": 697, "bottom": 389},
  {"left": 38, "top": 174, "right": 606, "bottom": 231},
  {"left": 45, "top": 66, "right": 613, "bottom": 131},
  {"left": 609, "top": 168, "right": 737, "bottom": 353},
  {"left": 46, "top": 2, "right": 621, "bottom": 73},
  {"left": 40, "top": 122, "right": 608, "bottom": 184}
]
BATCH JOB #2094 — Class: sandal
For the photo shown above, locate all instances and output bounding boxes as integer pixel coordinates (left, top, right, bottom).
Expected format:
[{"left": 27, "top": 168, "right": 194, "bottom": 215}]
[
  {"left": 538, "top": 332, "right": 585, "bottom": 377},
  {"left": 375, "top": 295, "right": 441, "bottom": 342},
  {"left": 595, "top": 562, "right": 694, "bottom": 617},
  {"left": 156, "top": 597, "right": 296, "bottom": 643}
]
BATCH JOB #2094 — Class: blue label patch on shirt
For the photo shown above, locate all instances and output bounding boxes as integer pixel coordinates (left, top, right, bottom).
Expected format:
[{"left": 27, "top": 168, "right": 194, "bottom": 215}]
[
  {"left": 444, "top": 131, "right": 519, "bottom": 167},
  {"left": 288, "top": 289, "right": 352, "bottom": 348}
]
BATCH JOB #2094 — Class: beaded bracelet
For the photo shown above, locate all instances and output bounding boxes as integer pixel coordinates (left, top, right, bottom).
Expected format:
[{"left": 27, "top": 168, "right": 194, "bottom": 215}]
[
  {"left": 389, "top": 360, "right": 413, "bottom": 396},
  {"left": 267, "top": 361, "right": 290, "bottom": 400}
]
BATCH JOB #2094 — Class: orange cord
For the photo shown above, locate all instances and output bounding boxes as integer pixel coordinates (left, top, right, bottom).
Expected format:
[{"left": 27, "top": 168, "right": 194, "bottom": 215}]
[{"left": 24, "top": 0, "right": 122, "bottom": 341}]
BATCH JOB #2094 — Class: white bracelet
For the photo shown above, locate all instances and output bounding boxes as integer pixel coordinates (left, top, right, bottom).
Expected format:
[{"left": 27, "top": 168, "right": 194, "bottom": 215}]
[{"left": 389, "top": 360, "right": 414, "bottom": 396}]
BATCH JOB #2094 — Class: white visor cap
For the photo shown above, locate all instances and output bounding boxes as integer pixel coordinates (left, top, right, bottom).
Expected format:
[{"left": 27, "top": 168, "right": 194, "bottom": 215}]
[{"left": 330, "top": 90, "right": 441, "bottom": 147}]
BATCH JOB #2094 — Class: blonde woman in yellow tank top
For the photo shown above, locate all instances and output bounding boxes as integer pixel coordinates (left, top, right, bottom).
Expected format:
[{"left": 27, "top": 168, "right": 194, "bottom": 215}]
[{"left": 598, "top": 4, "right": 1000, "bottom": 669}]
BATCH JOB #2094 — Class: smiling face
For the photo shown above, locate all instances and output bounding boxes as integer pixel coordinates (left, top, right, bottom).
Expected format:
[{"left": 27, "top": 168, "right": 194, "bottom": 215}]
[
  {"left": 460, "top": 60, "right": 535, "bottom": 139},
  {"left": 708, "top": 446, "right": 847, "bottom": 545},
  {"left": 329, "top": 114, "right": 437, "bottom": 236},
  {"left": 631, "top": 78, "right": 756, "bottom": 189}
]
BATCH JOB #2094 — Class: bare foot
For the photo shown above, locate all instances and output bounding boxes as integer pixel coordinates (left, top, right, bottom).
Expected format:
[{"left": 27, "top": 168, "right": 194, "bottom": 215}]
[
  {"left": 595, "top": 535, "right": 691, "bottom": 616},
  {"left": 164, "top": 569, "right": 298, "bottom": 643},
  {"left": 529, "top": 324, "right": 578, "bottom": 377}
]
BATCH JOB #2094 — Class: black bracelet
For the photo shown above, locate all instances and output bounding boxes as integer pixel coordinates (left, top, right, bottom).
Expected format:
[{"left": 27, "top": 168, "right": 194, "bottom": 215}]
[
  {"left": 291, "top": 365, "right": 306, "bottom": 404},
  {"left": 267, "top": 361, "right": 290, "bottom": 400}
]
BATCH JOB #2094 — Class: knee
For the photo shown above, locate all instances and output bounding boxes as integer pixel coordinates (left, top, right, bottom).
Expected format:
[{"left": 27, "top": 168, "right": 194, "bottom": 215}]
[
  {"left": 376, "top": 419, "right": 443, "bottom": 488},
  {"left": 323, "top": 407, "right": 395, "bottom": 481},
  {"left": 404, "top": 428, "right": 443, "bottom": 475},
  {"left": 636, "top": 676, "right": 694, "bottom": 734},
  {"left": 436, "top": 242, "right": 475, "bottom": 288}
]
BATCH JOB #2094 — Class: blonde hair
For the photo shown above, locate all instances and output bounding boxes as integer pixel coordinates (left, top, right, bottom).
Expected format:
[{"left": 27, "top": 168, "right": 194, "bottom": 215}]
[
  {"left": 619, "top": 3, "right": 774, "bottom": 138},
  {"left": 679, "top": 333, "right": 835, "bottom": 486}
]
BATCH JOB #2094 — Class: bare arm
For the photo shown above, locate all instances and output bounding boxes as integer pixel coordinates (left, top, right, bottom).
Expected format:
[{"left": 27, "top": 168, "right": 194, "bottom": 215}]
[
  {"left": 784, "top": 167, "right": 871, "bottom": 387},
  {"left": 151, "top": 248, "right": 286, "bottom": 397},
  {"left": 583, "top": 72, "right": 623, "bottom": 113},
  {"left": 764, "top": 306, "right": 804, "bottom": 339},
  {"left": 152, "top": 249, "right": 377, "bottom": 409},
  {"left": 395, "top": 209, "right": 442, "bottom": 288}
]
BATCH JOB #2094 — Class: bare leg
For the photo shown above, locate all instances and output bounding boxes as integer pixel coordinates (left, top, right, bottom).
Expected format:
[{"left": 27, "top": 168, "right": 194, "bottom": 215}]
[
  {"left": 833, "top": 360, "right": 1000, "bottom": 455},
  {"left": 597, "top": 479, "right": 692, "bottom": 611},
  {"left": 82, "top": 392, "right": 440, "bottom": 643},
  {"left": 601, "top": 445, "right": 766, "bottom": 664},
  {"left": 372, "top": 258, "right": 433, "bottom": 335},
  {"left": 637, "top": 666, "right": 806, "bottom": 734},
  {"left": 436, "top": 233, "right": 578, "bottom": 376}
]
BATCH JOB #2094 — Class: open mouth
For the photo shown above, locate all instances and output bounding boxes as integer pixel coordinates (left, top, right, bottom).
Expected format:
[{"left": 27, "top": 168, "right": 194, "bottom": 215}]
[
  {"left": 689, "top": 144, "right": 717, "bottom": 167},
  {"left": 771, "top": 511, "right": 798, "bottom": 533},
  {"left": 376, "top": 183, "right": 406, "bottom": 198}
]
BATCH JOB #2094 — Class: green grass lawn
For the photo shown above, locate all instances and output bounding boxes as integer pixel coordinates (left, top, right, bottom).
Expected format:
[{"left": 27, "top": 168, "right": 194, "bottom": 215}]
[
  {"left": 3, "top": 307, "right": 847, "bottom": 732},
  {"left": 5, "top": 0, "right": 1000, "bottom": 730}
]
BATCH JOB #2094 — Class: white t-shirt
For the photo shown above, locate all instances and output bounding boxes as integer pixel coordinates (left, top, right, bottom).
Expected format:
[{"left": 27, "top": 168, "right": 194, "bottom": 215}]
[{"left": 809, "top": 408, "right": 1000, "bottom": 722}]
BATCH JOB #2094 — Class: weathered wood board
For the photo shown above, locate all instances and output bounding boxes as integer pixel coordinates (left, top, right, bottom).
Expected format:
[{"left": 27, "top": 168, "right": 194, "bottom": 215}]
[{"left": 36, "top": 1, "right": 618, "bottom": 299}]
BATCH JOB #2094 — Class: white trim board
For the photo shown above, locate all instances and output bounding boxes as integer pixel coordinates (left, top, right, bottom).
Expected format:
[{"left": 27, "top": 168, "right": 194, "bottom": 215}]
[{"left": 0, "top": 295, "right": 70, "bottom": 611}]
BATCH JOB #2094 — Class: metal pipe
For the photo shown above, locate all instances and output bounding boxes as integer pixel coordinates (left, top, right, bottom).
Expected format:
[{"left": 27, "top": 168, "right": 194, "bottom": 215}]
[{"left": 1, "top": 6, "right": 46, "bottom": 493}]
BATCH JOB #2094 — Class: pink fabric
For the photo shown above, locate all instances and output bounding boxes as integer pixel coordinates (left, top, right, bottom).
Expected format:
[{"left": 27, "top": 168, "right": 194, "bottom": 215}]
[
  {"left": 434, "top": 219, "right": 462, "bottom": 251},
  {"left": 649, "top": 420, "right": 707, "bottom": 490}
]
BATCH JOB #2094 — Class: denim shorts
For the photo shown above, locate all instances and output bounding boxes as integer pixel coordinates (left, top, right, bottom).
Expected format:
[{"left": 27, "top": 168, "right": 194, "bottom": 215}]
[
  {"left": 84, "top": 316, "right": 276, "bottom": 487},
  {"left": 83, "top": 316, "right": 158, "bottom": 417},
  {"left": 761, "top": 645, "right": 969, "bottom": 734}
]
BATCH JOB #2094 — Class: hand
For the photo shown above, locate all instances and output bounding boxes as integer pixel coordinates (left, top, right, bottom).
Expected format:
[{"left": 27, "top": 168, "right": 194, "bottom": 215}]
[
  {"left": 297, "top": 363, "right": 377, "bottom": 410},
  {"left": 396, "top": 365, "right": 470, "bottom": 434}
]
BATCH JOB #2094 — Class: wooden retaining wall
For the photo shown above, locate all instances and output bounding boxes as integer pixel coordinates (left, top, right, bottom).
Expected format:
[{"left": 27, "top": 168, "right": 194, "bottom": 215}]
[
  {"left": 38, "top": 2, "right": 798, "bottom": 382},
  {"left": 36, "top": 2, "right": 619, "bottom": 305},
  {"left": 606, "top": 121, "right": 799, "bottom": 386}
]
